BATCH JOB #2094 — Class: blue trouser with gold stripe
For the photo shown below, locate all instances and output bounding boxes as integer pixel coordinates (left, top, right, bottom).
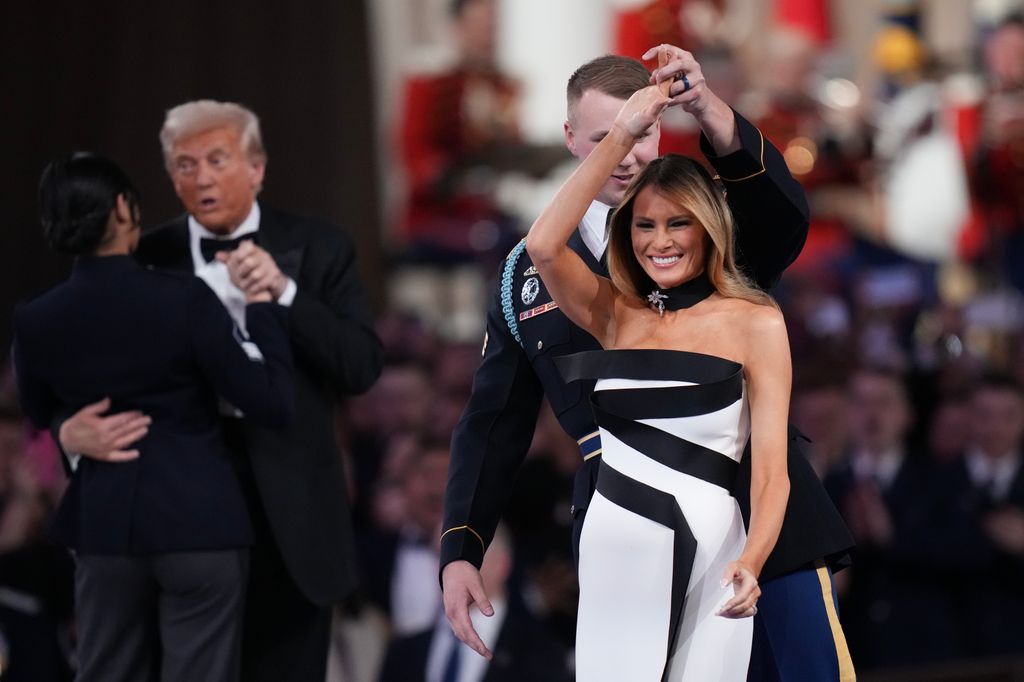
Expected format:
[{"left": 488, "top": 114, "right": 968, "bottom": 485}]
[{"left": 748, "top": 562, "right": 855, "bottom": 681}]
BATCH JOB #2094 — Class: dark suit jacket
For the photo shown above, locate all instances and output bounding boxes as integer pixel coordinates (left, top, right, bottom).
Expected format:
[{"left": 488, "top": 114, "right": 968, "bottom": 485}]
[
  {"left": 442, "top": 111, "right": 853, "bottom": 580},
  {"left": 13, "top": 255, "right": 293, "bottom": 553},
  {"left": 940, "top": 456, "right": 1024, "bottom": 658},
  {"left": 134, "top": 206, "right": 382, "bottom": 605},
  {"left": 823, "top": 453, "right": 994, "bottom": 667},
  {"left": 378, "top": 597, "right": 573, "bottom": 682}
]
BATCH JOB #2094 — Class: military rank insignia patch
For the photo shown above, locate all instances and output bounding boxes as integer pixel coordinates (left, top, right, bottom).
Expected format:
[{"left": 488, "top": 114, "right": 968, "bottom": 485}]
[{"left": 521, "top": 278, "right": 540, "bottom": 305}]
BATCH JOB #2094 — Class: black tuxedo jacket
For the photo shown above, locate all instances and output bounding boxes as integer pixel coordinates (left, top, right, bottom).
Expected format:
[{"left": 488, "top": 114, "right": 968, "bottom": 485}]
[
  {"left": 14, "top": 255, "right": 293, "bottom": 553},
  {"left": 135, "top": 206, "right": 383, "bottom": 605},
  {"left": 442, "top": 111, "right": 852, "bottom": 581}
]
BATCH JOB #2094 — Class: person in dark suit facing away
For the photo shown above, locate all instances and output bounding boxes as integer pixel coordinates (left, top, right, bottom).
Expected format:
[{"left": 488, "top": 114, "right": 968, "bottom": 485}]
[
  {"left": 54, "top": 100, "right": 383, "bottom": 681},
  {"left": 12, "top": 153, "right": 295, "bottom": 681}
]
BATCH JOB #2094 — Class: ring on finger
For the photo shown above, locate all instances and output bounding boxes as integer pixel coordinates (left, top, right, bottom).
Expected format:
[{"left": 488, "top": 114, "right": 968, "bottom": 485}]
[
  {"left": 751, "top": 605, "right": 758, "bottom": 616},
  {"left": 672, "top": 71, "right": 691, "bottom": 92}
]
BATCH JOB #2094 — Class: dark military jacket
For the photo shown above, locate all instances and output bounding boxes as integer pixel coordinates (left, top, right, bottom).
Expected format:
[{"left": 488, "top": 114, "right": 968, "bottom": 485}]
[{"left": 441, "top": 111, "right": 853, "bottom": 580}]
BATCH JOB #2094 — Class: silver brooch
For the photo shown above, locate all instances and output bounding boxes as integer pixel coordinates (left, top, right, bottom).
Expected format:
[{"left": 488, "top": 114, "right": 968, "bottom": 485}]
[
  {"left": 647, "top": 290, "right": 668, "bottom": 316},
  {"left": 521, "top": 278, "right": 540, "bottom": 305}
]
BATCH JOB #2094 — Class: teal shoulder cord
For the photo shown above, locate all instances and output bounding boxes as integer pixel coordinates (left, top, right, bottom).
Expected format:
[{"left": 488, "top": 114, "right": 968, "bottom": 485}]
[{"left": 500, "top": 239, "right": 526, "bottom": 347}]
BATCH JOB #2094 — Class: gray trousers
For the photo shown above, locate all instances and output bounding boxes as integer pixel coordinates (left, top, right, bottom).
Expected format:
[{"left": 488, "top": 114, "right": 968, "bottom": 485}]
[{"left": 74, "top": 549, "right": 249, "bottom": 682}]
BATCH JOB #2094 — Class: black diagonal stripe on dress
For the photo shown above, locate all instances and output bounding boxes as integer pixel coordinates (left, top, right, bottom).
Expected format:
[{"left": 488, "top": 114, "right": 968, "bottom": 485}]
[
  {"left": 556, "top": 349, "right": 742, "bottom": 386},
  {"left": 591, "top": 401, "right": 739, "bottom": 494},
  {"left": 591, "top": 376, "right": 742, "bottom": 420},
  {"left": 595, "top": 463, "right": 696, "bottom": 682}
]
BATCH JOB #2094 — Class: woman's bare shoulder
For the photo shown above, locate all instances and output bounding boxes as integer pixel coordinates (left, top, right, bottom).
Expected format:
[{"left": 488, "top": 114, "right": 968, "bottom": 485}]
[
  {"left": 713, "top": 295, "right": 781, "bottom": 318},
  {"left": 712, "top": 298, "right": 785, "bottom": 339}
]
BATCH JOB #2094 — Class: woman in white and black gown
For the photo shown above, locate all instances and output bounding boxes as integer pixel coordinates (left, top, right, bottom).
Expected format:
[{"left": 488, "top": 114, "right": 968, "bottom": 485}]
[{"left": 525, "top": 81, "right": 791, "bottom": 680}]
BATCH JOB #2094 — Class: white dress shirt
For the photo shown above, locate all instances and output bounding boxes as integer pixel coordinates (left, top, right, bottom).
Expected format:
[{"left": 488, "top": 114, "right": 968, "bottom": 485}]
[
  {"left": 187, "top": 201, "right": 297, "bottom": 414},
  {"left": 389, "top": 526, "right": 442, "bottom": 637},
  {"left": 966, "top": 448, "right": 1022, "bottom": 503},
  {"left": 187, "top": 202, "right": 297, "bottom": 331},
  {"left": 579, "top": 200, "right": 613, "bottom": 261},
  {"left": 851, "top": 447, "right": 905, "bottom": 491}
]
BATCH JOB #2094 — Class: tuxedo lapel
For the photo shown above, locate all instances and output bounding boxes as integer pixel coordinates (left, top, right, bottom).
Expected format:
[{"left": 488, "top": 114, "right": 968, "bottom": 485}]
[{"left": 256, "top": 208, "right": 304, "bottom": 281}]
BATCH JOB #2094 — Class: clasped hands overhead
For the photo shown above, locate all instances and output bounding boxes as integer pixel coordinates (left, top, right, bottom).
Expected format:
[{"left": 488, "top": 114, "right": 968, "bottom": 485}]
[{"left": 613, "top": 44, "right": 715, "bottom": 140}]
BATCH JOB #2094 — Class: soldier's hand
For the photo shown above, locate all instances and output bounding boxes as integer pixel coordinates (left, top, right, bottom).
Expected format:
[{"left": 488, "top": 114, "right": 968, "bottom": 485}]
[
  {"left": 442, "top": 560, "right": 494, "bottom": 660},
  {"left": 643, "top": 43, "right": 740, "bottom": 155},
  {"left": 643, "top": 44, "right": 709, "bottom": 114}
]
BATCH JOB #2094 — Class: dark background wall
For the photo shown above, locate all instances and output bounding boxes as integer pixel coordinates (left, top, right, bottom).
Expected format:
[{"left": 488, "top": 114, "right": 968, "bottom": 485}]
[{"left": 0, "top": 0, "right": 381, "bottom": 355}]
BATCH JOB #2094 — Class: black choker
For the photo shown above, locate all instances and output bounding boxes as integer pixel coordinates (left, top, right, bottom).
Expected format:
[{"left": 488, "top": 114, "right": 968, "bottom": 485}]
[{"left": 646, "top": 272, "right": 715, "bottom": 316}]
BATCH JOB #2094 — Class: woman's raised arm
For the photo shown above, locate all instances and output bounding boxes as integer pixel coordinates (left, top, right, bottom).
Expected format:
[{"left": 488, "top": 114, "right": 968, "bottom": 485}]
[{"left": 525, "top": 84, "right": 671, "bottom": 344}]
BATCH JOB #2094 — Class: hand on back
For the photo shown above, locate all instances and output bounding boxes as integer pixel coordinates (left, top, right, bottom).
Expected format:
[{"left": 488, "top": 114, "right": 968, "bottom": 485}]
[{"left": 59, "top": 397, "right": 149, "bottom": 462}]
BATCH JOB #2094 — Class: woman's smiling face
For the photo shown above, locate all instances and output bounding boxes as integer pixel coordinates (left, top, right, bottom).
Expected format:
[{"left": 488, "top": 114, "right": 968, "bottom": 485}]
[{"left": 630, "top": 185, "right": 707, "bottom": 290}]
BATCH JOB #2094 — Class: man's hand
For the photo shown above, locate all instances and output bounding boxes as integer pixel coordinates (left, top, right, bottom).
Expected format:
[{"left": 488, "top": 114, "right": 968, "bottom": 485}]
[
  {"left": 441, "top": 560, "right": 495, "bottom": 660},
  {"left": 217, "top": 239, "right": 288, "bottom": 301},
  {"left": 58, "top": 397, "right": 149, "bottom": 462},
  {"left": 642, "top": 43, "right": 740, "bottom": 155}
]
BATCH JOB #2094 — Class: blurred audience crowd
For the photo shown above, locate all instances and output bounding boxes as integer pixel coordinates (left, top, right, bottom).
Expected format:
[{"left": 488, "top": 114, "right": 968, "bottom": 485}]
[{"left": 4, "top": 1, "right": 1024, "bottom": 680}]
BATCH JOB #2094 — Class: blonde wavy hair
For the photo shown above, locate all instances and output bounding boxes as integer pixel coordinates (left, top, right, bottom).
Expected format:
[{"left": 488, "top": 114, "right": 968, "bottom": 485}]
[{"left": 606, "top": 154, "right": 776, "bottom": 308}]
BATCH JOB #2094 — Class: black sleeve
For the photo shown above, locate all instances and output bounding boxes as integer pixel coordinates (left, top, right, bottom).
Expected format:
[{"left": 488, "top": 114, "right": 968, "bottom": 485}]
[
  {"left": 10, "top": 312, "right": 58, "bottom": 432},
  {"left": 440, "top": 266, "right": 544, "bottom": 572},
  {"left": 287, "top": 227, "right": 382, "bottom": 395},
  {"left": 700, "top": 109, "right": 810, "bottom": 291},
  {"left": 188, "top": 280, "right": 295, "bottom": 427}
]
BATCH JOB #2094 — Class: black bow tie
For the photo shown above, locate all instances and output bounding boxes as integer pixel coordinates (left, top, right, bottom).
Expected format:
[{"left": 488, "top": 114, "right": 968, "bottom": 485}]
[
  {"left": 200, "top": 234, "right": 258, "bottom": 263},
  {"left": 646, "top": 271, "right": 715, "bottom": 315}
]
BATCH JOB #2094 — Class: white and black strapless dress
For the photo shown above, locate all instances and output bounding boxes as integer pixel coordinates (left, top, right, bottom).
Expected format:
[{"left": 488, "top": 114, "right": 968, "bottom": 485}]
[{"left": 558, "top": 349, "right": 753, "bottom": 681}]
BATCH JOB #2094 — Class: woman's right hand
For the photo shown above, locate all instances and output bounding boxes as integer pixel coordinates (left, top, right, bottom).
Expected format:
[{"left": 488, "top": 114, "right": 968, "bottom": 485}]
[
  {"left": 717, "top": 560, "right": 761, "bottom": 619},
  {"left": 613, "top": 84, "right": 672, "bottom": 139}
]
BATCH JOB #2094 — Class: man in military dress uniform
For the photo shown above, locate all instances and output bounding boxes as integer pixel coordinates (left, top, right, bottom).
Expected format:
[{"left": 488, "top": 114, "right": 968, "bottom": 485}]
[{"left": 442, "top": 48, "right": 855, "bottom": 680}]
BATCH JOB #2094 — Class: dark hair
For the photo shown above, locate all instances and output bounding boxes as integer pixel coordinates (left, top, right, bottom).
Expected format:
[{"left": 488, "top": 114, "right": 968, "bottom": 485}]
[
  {"left": 566, "top": 55, "right": 650, "bottom": 121},
  {"left": 606, "top": 154, "right": 775, "bottom": 307},
  {"left": 38, "top": 153, "right": 140, "bottom": 256}
]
